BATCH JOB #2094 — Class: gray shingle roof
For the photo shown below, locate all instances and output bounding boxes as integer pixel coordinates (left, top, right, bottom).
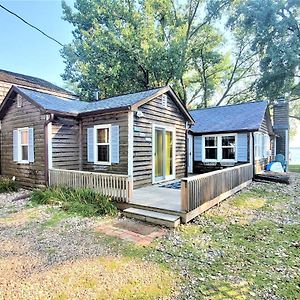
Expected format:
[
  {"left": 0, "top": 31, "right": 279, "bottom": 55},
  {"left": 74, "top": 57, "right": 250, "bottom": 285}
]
[
  {"left": 0, "top": 69, "right": 74, "bottom": 96},
  {"left": 17, "top": 86, "right": 164, "bottom": 115},
  {"left": 190, "top": 101, "right": 268, "bottom": 133}
]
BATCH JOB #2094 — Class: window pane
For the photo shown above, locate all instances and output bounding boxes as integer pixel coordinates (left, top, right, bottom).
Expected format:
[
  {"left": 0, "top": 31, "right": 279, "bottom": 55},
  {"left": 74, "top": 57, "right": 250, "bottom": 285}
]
[
  {"left": 222, "top": 136, "right": 235, "bottom": 147},
  {"left": 205, "top": 148, "right": 217, "bottom": 159},
  {"left": 21, "top": 130, "right": 28, "bottom": 144},
  {"left": 222, "top": 148, "right": 235, "bottom": 160},
  {"left": 165, "top": 131, "right": 173, "bottom": 176},
  {"left": 97, "top": 128, "right": 109, "bottom": 143},
  {"left": 205, "top": 137, "right": 217, "bottom": 147},
  {"left": 97, "top": 145, "right": 109, "bottom": 162},
  {"left": 22, "top": 146, "right": 28, "bottom": 161}
]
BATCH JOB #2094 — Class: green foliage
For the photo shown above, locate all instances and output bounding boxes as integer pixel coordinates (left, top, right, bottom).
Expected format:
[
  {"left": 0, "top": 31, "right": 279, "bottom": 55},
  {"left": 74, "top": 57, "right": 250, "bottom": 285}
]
[
  {"left": 228, "top": 0, "right": 300, "bottom": 104},
  {"left": 31, "top": 187, "right": 117, "bottom": 217},
  {"left": 0, "top": 177, "right": 18, "bottom": 193}
]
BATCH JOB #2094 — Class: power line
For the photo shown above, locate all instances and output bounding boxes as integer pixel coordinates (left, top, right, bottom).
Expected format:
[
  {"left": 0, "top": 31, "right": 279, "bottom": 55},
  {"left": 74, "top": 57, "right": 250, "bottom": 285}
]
[{"left": 0, "top": 3, "right": 64, "bottom": 47}]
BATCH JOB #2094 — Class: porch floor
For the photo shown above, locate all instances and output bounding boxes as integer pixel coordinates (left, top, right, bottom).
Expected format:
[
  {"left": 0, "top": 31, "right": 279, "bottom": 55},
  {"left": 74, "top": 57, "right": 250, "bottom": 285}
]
[{"left": 131, "top": 185, "right": 182, "bottom": 212}]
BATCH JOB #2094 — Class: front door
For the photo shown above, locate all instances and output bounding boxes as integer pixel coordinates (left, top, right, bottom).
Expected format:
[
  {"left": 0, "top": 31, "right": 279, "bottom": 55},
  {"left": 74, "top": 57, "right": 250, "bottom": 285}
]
[{"left": 154, "top": 126, "right": 175, "bottom": 183}]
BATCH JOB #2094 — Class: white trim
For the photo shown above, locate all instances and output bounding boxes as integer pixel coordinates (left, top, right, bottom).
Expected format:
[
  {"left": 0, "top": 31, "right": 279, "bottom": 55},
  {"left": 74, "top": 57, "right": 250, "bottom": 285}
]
[
  {"left": 202, "top": 133, "right": 237, "bottom": 163},
  {"left": 128, "top": 111, "right": 134, "bottom": 176},
  {"left": 93, "top": 124, "right": 112, "bottom": 165},
  {"left": 285, "top": 129, "right": 289, "bottom": 171},
  {"left": 249, "top": 132, "right": 254, "bottom": 164},
  {"left": 47, "top": 122, "right": 53, "bottom": 169},
  {"left": 188, "top": 134, "right": 193, "bottom": 173},
  {"left": 17, "top": 127, "right": 29, "bottom": 164},
  {"left": 152, "top": 124, "right": 176, "bottom": 184}
]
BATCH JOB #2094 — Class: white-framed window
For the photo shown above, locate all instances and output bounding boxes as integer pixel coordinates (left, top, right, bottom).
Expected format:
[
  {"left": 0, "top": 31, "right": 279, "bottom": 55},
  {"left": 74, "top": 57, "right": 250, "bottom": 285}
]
[
  {"left": 254, "top": 132, "right": 271, "bottom": 159},
  {"left": 204, "top": 136, "right": 218, "bottom": 160},
  {"left": 203, "top": 134, "right": 236, "bottom": 162},
  {"left": 18, "top": 128, "right": 29, "bottom": 162},
  {"left": 13, "top": 127, "right": 34, "bottom": 164},
  {"left": 221, "top": 136, "right": 236, "bottom": 160},
  {"left": 162, "top": 94, "right": 168, "bottom": 108},
  {"left": 94, "top": 124, "right": 111, "bottom": 165}
]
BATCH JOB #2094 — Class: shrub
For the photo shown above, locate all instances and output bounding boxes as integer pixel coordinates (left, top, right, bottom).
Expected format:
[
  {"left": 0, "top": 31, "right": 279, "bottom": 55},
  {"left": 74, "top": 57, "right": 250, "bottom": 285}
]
[
  {"left": 0, "top": 177, "right": 18, "bottom": 193},
  {"left": 31, "top": 186, "right": 117, "bottom": 217}
]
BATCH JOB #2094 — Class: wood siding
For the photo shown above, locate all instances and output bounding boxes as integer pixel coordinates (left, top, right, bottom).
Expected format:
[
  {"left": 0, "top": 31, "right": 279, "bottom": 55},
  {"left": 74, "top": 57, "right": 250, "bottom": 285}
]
[
  {"left": 52, "top": 117, "right": 80, "bottom": 170},
  {"left": 133, "top": 94, "right": 187, "bottom": 188},
  {"left": 0, "top": 81, "right": 12, "bottom": 104},
  {"left": 81, "top": 111, "right": 128, "bottom": 174},
  {"left": 0, "top": 94, "right": 47, "bottom": 188}
]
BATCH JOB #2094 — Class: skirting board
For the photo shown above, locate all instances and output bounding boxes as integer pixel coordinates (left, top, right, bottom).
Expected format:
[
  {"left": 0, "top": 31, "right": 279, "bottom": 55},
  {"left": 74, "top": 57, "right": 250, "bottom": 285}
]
[{"left": 182, "top": 179, "right": 253, "bottom": 223}]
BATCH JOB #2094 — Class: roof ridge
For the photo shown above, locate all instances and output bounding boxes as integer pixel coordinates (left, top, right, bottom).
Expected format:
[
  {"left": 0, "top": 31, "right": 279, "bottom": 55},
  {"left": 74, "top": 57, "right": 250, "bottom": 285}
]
[{"left": 189, "top": 100, "right": 268, "bottom": 112}]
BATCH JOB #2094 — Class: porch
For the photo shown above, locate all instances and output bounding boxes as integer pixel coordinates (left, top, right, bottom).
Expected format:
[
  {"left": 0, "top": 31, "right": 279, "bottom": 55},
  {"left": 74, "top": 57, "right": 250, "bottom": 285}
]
[{"left": 48, "top": 163, "right": 254, "bottom": 227}]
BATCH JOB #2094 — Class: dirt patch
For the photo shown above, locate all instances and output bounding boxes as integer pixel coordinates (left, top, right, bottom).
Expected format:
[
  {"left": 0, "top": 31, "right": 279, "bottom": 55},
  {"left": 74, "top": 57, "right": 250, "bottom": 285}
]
[{"left": 112, "top": 219, "right": 158, "bottom": 235}]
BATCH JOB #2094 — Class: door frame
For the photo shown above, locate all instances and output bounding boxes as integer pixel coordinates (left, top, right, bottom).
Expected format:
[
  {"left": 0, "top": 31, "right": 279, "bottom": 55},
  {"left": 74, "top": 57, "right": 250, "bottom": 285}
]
[
  {"left": 188, "top": 134, "right": 193, "bottom": 173},
  {"left": 152, "top": 124, "right": 176, "bottom": 184}
]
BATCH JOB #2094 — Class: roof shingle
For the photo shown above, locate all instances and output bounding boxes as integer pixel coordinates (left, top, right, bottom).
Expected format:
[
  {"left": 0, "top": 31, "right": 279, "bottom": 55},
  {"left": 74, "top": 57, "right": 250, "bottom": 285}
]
[{"left": 190, "top": 101, "right": 268, "bottom": 133}]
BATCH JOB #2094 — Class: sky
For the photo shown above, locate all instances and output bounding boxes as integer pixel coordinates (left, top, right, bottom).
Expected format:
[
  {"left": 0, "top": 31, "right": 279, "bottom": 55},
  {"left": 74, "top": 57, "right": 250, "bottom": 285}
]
[{"left": 0, "top": 0, "right": 74, "bottom": 87}]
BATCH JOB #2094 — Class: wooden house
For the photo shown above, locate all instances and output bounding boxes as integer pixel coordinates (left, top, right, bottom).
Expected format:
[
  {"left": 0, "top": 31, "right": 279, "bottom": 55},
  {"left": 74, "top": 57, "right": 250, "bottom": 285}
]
[
  {"left": 0, "top": 69, "right": 76, "bottom": 104},
  {"left": 0, "top": 85, "right": 194, "bottom": 189},
  {"left": 188, "top": 101, "right": 275, "bottom": 174}
]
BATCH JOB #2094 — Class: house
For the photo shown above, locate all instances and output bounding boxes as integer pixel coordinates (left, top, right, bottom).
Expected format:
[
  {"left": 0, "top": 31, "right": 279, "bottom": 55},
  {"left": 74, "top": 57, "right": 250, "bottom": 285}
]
[
  {"left": 0, "top": 85, "right": 194, "bottom": 189},
  {"left": 0, "top": 69, "right": 76, "bottom": 104},
  {"left": 188, "top": 101, "right": 275, "bottom": 174}
]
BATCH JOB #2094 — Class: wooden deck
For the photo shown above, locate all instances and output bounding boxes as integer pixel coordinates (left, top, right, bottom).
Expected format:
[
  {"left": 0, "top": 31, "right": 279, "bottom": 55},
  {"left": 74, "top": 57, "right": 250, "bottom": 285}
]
[{"left": 131, "top": 185, "right": 182, "bottom": 212}]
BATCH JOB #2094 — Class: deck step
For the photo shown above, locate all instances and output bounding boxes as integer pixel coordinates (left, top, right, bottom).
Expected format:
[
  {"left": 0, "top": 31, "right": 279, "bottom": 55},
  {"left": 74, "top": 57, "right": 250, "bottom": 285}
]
[{"left": 123, "top": 208, "right": 181, "bottom": 228}]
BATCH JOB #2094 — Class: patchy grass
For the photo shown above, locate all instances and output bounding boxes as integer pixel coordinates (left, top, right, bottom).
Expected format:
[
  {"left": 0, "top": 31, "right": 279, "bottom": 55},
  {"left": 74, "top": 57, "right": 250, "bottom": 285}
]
[
  {"left": 31, "top": 187, "right": 117, "bottom": 217},
  {"left": 0, "top": 177, "right": 18, "bottom": 193},
  {"left": 289, "top": 165, "right": 300, "bottom": 173}
]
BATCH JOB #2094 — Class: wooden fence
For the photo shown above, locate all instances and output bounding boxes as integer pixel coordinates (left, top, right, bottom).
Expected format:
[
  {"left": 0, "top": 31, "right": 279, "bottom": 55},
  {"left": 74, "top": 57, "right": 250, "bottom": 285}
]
[
  {"left": 49, "top": 168, "right": 132, "bottom": 202},
  {"left": 181, "top": 163, "right": 253, "bottom": 222}
]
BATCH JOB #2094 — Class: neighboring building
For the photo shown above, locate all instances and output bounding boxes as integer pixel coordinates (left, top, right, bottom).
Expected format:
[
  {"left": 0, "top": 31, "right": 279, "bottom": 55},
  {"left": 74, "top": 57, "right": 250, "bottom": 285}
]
[
  {"left": 188, "top": 101, "right": 275, "bottom": 174},
  {"left": 0, "top": 85, "right": 193, "bottom": 188},
  {"left": 0, "top": 69, "right": 76, "bottom": 104}
]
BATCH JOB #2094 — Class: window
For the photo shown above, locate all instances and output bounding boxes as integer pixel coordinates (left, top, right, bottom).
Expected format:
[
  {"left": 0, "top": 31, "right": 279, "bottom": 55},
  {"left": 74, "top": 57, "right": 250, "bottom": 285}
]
[
  {"left": 203, "top": 134, "right": 236, "bottom": 161},
  {"left": 95, "top": 125, "right": 111, "bottom": 163},
  {"left": 254, "top": 132, "right": 271, "bottom": 159},
  {"left": 222, "top": 136, "right": 236, "bottom": 160},
  {"left": 19, "top": 128, "right": 29, "bottom": 162},
  {"left": 204, "top": 136, "right": 218, "bottom": 160}
]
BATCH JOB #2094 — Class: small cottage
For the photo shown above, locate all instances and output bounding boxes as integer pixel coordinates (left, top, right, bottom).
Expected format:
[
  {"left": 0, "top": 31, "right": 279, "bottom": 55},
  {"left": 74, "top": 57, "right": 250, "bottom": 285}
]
[
  {"left": 0, "top": 85, "right": 194, "bottom": 189},
  {"left": 188, "top": 101, "right": 275, "bottom": 174}
]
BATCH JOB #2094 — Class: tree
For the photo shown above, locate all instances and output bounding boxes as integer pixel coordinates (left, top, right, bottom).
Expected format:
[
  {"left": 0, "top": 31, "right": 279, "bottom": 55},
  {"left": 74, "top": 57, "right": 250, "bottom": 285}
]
[
  {"left": 227, "top": 0, "right": 300, "bottom": 114},
  {"left": 61, "top": 0, "right": 230, "bottom": 104}
]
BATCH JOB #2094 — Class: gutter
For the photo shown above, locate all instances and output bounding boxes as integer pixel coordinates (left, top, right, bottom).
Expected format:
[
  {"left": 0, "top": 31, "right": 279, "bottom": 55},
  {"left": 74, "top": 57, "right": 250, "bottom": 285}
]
[{"left": 44, "top": 113, "right": 55, "bottom": 186}]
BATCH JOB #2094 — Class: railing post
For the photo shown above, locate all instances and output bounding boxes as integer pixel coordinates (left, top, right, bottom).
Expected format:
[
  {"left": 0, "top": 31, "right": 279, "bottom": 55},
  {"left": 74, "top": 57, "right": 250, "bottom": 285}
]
[
  {"left": 181, "top": 179, "right": 189, "bottom": 212},
  {"left": 127, "top": 176, "right": 133, "bottom": 202}
]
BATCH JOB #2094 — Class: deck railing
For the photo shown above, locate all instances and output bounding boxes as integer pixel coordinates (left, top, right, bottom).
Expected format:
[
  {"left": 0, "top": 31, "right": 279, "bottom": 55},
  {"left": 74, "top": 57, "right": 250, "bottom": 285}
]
[
  {"left": 181, "top": 163, "right": 253, "bottom": 216},
  {"left": 49, "top": 168, "right": 132, "bottom": 202}
]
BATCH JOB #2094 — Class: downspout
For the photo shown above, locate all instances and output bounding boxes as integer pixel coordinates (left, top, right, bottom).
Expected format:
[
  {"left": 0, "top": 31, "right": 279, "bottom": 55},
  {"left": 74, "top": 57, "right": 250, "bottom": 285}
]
[
  {"left": 185, "top": 122, "right": 190, "bottom": 177},
  {"left": 44, "top": 113, "right": 54, "bottom": 186},
  {"left": 251, "top": 132, "right": 255, "bottom": 176}
]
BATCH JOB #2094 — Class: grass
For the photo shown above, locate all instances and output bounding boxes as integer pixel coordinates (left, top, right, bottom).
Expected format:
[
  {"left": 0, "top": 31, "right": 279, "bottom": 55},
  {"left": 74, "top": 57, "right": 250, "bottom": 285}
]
[
  {"left": 0, "top": 177, "right": 18, "bottom": 193},
  {"left": 31, "top": 186, "right": 117, "bottom": 217},
  {"left": 289, "top": 165, "right": 300, "bottom": 173}
]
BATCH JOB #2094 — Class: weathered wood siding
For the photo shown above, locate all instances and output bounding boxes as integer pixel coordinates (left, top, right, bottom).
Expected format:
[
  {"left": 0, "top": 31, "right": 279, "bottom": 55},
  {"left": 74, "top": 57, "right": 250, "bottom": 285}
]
[
  {"left": 81, "top": 111, "right": 128, "bottom": 174},
  {"left": 133, "top": 93, "right": 187, "bottom": 188},
  {"left": 0, "top": 80, "right": 12, "bottom": 104},
  {"left": 52, "top": 117, "right": 80, "bottom": 170},
  {"left": 0, "top": 94, "right": 46, "bottom": 188}
]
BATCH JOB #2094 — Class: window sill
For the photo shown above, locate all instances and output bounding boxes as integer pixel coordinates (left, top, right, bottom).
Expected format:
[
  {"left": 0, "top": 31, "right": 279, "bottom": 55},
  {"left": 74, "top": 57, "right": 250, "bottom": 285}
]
[
  {"left": 17, "top": 161, "right": 30, "bottom": 165},
  {"left": 93, "top": 161, "right": 111, "bottom": 166}
]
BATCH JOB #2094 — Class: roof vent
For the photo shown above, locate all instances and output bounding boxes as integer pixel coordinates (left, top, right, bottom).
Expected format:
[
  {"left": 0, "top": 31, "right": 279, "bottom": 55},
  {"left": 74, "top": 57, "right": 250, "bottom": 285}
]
[{"left": 94, "top": 90, "right": 100, "bottom": 101}]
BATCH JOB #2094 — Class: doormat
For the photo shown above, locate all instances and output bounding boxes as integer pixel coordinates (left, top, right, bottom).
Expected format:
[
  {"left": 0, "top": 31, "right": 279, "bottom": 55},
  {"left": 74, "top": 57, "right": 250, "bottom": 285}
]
[{"left": 159, "top": 181, "right": 181, "bottom": 190}]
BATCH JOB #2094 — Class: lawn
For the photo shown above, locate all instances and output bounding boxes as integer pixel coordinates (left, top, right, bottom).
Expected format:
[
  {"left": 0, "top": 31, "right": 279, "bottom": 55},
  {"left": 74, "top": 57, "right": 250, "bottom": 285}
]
[
  {"left": 0, "top": 175, "right": 299, "bottom": 299},
  {"left": 289, "top": 165, "right": 300, "bottom": 173}
]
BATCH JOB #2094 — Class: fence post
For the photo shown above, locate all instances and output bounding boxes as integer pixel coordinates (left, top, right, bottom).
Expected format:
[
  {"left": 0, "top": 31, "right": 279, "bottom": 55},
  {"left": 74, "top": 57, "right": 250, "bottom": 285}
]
[
  {"left": 127, "top": 176, "right": 133, "bottom": 202},
  {"left": 181, "top": 179, "right": 189, "bottom": 212}
]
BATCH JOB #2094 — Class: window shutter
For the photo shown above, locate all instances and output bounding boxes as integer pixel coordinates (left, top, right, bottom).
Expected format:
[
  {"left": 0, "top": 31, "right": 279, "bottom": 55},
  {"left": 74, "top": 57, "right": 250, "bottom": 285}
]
[
  {"left": 87, "top": 127, "right": 95, "bottom": 162},
  {"left": 13, "top": 130, "right": 19, "bottom": 162},
  {"left": 111, "top": 125, "right": 120, "bottom": 163},
  {"left": 28, "top": 128, "right": 35, "bottom": 162}
]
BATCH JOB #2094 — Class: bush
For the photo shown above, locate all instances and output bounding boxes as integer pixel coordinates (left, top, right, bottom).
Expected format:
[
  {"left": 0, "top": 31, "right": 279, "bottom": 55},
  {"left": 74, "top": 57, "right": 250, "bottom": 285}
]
[
  {"left": 31, "top": 186, "right": 118, "bottom": 217},
  {"left": 0, "top": 177, "right": 18, "bottom": 193}
]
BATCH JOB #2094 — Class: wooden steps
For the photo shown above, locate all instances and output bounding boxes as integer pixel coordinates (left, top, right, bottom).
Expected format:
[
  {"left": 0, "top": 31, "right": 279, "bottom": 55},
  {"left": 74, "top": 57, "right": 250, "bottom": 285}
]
[{"left": 123, "top": 208, "right": 181, "bottom": 228}]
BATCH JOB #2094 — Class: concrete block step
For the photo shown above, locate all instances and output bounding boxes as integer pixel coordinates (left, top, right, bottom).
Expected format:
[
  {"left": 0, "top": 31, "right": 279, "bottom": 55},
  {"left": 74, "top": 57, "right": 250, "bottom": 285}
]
[{"left": 123, "top": 207, "right": 181, "bottom": 228}]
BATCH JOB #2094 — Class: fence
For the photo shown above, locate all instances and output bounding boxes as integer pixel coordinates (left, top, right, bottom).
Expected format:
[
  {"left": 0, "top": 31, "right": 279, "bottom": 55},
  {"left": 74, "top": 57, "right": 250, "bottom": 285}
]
[{"left": 49, "top": 168, "right": 132, "bottom": 202}]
